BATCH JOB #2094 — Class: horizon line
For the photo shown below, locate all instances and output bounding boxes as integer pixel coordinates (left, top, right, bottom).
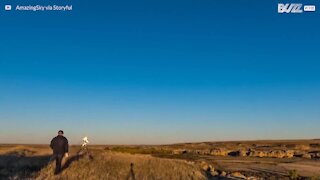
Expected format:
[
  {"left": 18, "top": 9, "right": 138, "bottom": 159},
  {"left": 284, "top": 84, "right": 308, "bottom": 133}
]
[{"left": 1, "top": 138, "right": 319, "bottom": 146}]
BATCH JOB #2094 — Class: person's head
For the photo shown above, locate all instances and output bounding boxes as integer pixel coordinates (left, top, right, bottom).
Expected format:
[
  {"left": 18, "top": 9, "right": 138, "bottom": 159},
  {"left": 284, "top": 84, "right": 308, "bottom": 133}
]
[{"left": 58, "top": 130, "right": 64, "bottom": 136}]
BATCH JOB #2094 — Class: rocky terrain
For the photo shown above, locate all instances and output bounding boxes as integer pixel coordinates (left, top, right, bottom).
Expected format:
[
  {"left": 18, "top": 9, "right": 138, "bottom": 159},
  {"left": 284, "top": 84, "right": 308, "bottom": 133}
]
[
  {"left": 165, "top": 140, "right": 320, "bottom": 159},
  {"left": 1, "top": 139, "right": 320, "bottom": 180},
  {"left": 109, "top": 139, "right": 320, "bottom": 179}
]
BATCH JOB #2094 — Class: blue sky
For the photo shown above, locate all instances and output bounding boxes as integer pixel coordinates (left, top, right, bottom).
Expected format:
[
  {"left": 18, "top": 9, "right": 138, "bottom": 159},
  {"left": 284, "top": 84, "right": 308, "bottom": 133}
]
[{"left": 0, "top": 0, "right": 319, "bottom": 144}]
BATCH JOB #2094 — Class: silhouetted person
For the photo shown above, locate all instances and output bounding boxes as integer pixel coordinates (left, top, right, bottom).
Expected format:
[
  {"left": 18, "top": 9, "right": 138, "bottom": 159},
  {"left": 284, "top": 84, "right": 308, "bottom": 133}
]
[{"left": 50, "top": 130, "right": 69, "bottom": 175}]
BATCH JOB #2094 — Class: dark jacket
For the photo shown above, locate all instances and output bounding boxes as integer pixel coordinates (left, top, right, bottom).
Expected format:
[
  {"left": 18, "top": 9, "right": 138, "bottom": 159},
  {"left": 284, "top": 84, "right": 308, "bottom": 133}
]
[{"left": 50, "top": 135, "right": 69, "bottom": 155}]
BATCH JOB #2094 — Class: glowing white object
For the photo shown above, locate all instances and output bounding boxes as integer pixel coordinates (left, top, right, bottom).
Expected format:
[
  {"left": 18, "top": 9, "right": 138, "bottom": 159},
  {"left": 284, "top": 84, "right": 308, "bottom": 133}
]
[{"left": 82, "top": 136, "right": 89, "bottom": 147}]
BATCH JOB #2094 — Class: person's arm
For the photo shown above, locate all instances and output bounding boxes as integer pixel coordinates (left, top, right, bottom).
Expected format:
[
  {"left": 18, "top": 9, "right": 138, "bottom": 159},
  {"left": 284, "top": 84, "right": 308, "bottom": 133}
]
[
  {"left": 64, "top": 138, "right": 69, "bottom": 153},
  {"left": 50, "top": 138, "right": 54, "bottom": 149},
  {"left": 64, "top": 138, "right": 69, "bottom": 157}
]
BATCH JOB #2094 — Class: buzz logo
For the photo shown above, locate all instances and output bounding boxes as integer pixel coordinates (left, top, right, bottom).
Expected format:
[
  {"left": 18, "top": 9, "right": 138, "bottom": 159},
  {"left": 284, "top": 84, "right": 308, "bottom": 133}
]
[
  {"left": 278, "top": 3, "right": 303, "bottom": 13},
  {"left": 278, "top": 3, "right": 316, "bottom": 13}
]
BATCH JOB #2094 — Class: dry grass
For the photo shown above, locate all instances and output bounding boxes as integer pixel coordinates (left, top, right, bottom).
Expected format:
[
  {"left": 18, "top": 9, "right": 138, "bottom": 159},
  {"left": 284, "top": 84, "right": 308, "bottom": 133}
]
[
  {"left": 36, "top": 150, "right": 206, "bottom": 180},
  {"left": 0, "top": 145, "right": 51, "bottom": 179},
  {"left": 0, "top": 145, "right": 51, "bottom": 156},
  {"left": 1, "top": 145, "right": 206, "bottom": 180}
]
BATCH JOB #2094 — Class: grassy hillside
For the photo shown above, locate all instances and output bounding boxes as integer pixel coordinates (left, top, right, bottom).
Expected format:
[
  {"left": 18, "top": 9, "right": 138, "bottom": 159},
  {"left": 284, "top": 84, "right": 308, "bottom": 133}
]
[
  {"left": 36, "top": 151, "right": 206, "bottom": 180},
  {"left": 0, "top": 145, "right": 207, "bottom": 179}
]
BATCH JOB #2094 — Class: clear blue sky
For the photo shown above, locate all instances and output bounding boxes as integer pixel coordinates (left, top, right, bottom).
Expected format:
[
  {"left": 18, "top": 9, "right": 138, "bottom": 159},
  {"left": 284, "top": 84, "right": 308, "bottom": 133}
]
[{"left": 0, "top": 0, "right": 319, "bottom": 144}]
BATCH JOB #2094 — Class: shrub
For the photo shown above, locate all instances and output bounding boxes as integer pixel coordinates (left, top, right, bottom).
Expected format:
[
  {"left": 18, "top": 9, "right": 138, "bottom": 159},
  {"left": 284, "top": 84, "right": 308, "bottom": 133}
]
[{"left": 288, "top": 169, "right": 299, "bottom": 180}]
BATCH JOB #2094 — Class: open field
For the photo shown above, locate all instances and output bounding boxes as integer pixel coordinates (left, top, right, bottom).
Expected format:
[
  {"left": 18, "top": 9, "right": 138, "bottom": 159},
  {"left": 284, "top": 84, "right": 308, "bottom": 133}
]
[{"left": 0, "top": 139, "right": 320, "bottom": 180}]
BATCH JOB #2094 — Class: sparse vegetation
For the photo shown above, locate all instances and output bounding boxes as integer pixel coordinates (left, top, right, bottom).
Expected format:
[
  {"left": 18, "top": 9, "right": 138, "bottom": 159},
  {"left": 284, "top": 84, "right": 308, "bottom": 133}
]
[
  {"left": 109, "top": 146, "right": 170, "bottom": 155},
  {"left": 0, "top": 145, "right": 206, "bottom": 180},
  {"left": 309, "top": 176, "right": 320, "bottom": 180},
  {"left": 37, "top": 151, "right": 206, "bottom": 180},
  {"left": 0, "top": 146, "right": 51, "bottom": 179},
  {"left": 1, "top": 140, "right": 320, "bottom": 180},
  {"left": 288, "top": 169, "right": 299, "bottom": 180}
]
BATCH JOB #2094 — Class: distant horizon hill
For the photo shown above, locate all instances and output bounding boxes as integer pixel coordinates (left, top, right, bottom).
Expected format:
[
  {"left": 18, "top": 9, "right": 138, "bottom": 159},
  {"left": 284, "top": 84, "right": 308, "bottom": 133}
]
[{"left": 1, "top": 138, "right": 319, "bottom": 146}]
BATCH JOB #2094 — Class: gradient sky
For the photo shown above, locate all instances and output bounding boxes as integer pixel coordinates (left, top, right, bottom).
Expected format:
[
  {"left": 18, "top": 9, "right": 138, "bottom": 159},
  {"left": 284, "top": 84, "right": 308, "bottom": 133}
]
[{"left": 0, "top": 0, "right": 319, "bottom": 144}]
